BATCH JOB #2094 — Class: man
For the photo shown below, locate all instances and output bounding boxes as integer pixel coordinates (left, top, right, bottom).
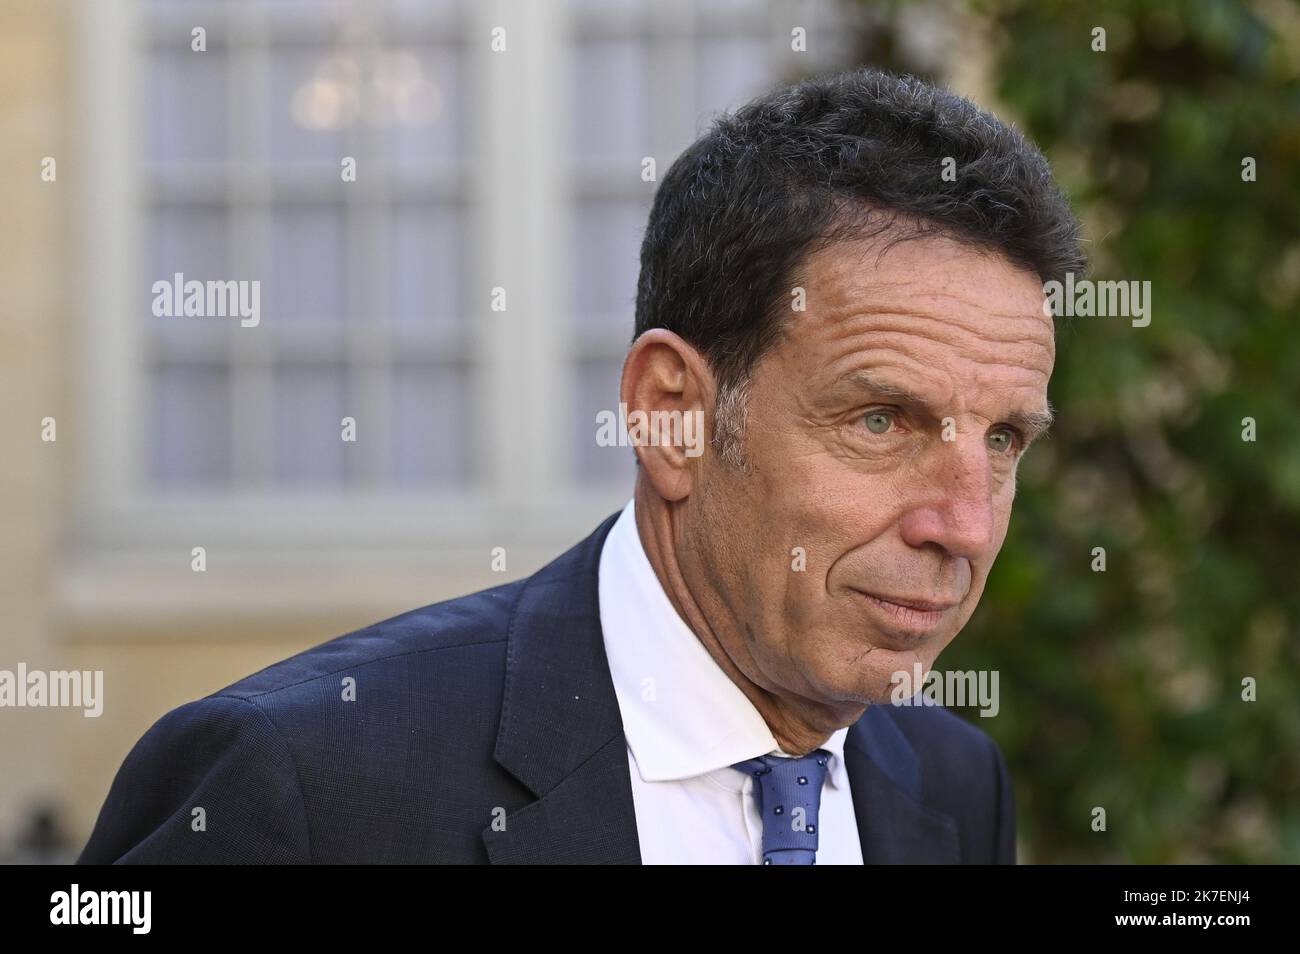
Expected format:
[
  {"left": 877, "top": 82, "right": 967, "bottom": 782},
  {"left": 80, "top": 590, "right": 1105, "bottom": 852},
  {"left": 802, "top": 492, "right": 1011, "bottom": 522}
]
[{"left": 79, "top": 68, "right": 1082, "bottom": 864}]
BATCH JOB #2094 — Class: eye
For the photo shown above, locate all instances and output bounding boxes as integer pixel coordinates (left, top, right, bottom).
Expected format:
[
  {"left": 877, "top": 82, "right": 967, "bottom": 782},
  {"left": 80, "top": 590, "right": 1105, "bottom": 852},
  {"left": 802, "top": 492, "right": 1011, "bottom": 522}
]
[
  {"left": 986, "top": 427, "right": 1020, "bottom": 454},
  {"left": 863, "top": 410, "right": 895, "bottom": 434}
]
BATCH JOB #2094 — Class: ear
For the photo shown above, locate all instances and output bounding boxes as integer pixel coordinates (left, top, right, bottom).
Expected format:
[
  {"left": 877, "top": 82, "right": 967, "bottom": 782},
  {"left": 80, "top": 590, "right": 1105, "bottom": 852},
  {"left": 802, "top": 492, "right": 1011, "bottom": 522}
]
[{"left": 619, "top": 329, "right": 714, "bottom": 502}]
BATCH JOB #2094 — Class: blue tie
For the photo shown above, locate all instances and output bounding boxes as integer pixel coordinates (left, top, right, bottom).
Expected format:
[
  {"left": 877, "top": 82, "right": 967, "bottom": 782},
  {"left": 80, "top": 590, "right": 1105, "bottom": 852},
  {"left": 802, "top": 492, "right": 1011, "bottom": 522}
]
[{"left": 731, "top": 748, "right": 832, "bottom": 865}]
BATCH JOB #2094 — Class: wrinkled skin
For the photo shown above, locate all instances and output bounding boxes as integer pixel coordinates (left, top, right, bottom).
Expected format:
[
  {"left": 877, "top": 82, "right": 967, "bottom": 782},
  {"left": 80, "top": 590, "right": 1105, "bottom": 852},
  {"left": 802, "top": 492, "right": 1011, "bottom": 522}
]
[{"left": 622, "top": 232, "right": 1055, "bottom": 755}]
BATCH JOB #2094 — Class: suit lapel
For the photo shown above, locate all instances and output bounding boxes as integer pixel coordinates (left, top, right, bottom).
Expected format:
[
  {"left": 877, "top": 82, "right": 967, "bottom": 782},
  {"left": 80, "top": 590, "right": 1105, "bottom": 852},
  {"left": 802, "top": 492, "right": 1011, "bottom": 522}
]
[
  {"left": 844, "top": 705, "right": 961, "bottom": 863},
  {"left": 483, "top": 512, "right": 642, "bottom": 864}
]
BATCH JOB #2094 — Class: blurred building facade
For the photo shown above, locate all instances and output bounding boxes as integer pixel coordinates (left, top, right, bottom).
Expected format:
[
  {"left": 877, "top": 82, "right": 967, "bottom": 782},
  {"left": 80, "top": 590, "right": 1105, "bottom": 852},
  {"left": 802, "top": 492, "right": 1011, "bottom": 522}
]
[{"left": 1, "top": 0, "right": 875, "bottom": 860}]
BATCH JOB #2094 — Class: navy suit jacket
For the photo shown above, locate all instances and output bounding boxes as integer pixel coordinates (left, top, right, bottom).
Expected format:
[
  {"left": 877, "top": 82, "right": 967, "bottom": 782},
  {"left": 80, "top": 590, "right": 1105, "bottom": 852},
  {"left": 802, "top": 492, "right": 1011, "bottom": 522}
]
[{"left": 78, "top": 512, "right": 1016, "bottom": 864}]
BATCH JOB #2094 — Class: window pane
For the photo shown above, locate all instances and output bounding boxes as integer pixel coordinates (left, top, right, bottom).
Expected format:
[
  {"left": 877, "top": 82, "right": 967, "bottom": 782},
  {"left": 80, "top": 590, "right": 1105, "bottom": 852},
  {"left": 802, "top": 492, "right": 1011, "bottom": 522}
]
[
  {"left": 147, "top": 205, "right": 232, "bottom": 348},
  {"left": 571, "top": 0, "right": 647, "bottom": 13},
  {"left": 390, "top": 0, "right": 464, "bottom": 17},
  {"left": 149, "top": 48, "right": 229, "bottom": 165},
  {"left": 390, "top": 203, "right": 464, "bottom": 328},
  {"left": 695, "top": 34, "right": 771, "bottom": 118},
  {"left": 390, "top": 363, "right": 470, "bottom": 488},
  {"left": 572, "top": 196, "right": 645, "bottom": 334},
  {"left": 269, "top": 204, "right": 347, "bottom": 323},
  {"left": 383, "top": 47, "right": 464, "bottom": 170},
  {"left": 575, "top": 357, "right": 636, "bottom": 486},
  {"left": 273, "top": 364, "right": 348, "bottom": 488},
  {"left": 572, "top": 38, "right": 650, "bottom": 167},
  {"left": 151, "top": 363, "right": 231, "bottom": 489},
  {"left": 150, "top": 204, "right": 229, "bottom": 279},
  {"left": 270, "top": 47, "right": 351, "bottom": 164}
]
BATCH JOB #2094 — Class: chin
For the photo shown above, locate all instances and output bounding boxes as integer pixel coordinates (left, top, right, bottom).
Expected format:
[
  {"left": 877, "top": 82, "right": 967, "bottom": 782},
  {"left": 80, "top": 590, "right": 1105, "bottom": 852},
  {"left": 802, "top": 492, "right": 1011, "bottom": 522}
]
[
  {"left": 860, "top": 657, "right": 924, "bottom": 705},
  {"left": 809, "top": 642, "right": 927, "bottom": 706}
]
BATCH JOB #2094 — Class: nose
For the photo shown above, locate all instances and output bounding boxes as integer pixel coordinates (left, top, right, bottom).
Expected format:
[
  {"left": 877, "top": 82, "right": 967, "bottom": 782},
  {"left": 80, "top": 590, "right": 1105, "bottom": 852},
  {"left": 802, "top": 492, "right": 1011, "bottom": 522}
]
[{"left": 897, "top": 438, "right": 998, "bottom": 561}]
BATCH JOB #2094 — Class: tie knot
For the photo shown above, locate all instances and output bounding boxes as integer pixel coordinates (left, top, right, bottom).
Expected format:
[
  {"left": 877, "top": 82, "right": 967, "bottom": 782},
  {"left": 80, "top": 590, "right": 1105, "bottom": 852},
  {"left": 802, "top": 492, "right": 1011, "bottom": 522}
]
[{"left": 731, "top": 749, "right": 832, "bottom": 864}]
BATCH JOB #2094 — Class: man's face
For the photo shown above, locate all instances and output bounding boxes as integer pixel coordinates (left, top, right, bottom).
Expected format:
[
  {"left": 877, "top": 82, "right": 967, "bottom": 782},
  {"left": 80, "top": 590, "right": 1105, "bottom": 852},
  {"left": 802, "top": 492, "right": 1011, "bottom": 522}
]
[{"left": 684, "top": 233, "right": 1055, "bottom": 708}]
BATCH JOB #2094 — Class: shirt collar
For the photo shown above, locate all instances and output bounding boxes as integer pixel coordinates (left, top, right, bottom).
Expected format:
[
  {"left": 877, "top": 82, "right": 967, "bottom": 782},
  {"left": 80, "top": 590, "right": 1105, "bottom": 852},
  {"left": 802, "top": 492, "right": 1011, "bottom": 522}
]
[{"left": 597, "top": 498, "right": 849, "bottom": 783}]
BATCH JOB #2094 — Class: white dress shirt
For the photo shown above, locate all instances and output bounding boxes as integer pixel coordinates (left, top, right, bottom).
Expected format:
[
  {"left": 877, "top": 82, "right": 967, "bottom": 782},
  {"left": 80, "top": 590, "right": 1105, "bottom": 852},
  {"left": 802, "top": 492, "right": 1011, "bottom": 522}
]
[{"left": 597, "top": 498, "right": 863, "bottom": 865}]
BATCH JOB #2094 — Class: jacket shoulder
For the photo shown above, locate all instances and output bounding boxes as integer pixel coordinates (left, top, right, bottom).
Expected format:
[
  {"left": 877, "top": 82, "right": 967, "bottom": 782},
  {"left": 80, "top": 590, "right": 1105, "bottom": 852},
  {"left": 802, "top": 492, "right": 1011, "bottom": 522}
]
[{"left": 211, "top": 577, "right": 526, "bottom": 704}]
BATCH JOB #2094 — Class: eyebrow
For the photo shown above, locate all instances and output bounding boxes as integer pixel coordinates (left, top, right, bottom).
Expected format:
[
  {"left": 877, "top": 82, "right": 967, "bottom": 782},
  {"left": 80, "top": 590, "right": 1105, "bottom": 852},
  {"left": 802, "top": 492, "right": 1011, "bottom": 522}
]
[{"left": 834, "top": 369, "right": 1055, "bottom": 442}]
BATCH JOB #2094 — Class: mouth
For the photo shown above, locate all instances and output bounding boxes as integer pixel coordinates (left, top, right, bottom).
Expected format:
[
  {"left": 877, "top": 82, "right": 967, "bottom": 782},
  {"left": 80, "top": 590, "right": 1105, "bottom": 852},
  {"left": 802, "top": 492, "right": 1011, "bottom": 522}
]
[{"left": 852, "top": 590, "right": 960, "bottom": 638}]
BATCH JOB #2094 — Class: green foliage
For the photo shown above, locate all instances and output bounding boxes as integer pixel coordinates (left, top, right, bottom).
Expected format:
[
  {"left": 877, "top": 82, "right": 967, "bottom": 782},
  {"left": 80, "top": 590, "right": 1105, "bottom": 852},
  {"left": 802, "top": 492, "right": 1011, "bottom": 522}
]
[{"left": 853, "top": 0, "right": 1300, "bottom": 861}]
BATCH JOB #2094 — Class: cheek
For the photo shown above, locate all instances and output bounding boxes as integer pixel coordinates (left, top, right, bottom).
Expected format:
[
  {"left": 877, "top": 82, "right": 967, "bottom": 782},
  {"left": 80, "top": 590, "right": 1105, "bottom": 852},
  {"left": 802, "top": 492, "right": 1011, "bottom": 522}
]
[
  {"left": 731, "top": 490, "right": 866, "bottom": 636},
  {"left": 694, "top": 465, "right": 814, "bottom": 617},
  {"left": 788, "top": 458, "right": 907, "bottom": 539},
  {"left": 743, "top": 457, "right": 911, "bottom": 612}
]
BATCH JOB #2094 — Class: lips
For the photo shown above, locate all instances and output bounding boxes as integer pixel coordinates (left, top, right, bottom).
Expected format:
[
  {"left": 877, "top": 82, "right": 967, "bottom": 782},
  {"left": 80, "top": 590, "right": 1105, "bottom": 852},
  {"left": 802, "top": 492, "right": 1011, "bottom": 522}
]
[
  {"left": 851, "top": 589, "right": 959, "bottom": 638},
  {"left": 860, "top": 593, "right": 959, "bottom": 613}
]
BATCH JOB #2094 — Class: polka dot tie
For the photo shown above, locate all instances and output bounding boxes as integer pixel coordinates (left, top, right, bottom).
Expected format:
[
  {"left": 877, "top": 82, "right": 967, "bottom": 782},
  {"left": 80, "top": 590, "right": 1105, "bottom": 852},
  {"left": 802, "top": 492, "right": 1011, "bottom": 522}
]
[{"left": 731, "top": 748, "right": 831, "bottom": 865}]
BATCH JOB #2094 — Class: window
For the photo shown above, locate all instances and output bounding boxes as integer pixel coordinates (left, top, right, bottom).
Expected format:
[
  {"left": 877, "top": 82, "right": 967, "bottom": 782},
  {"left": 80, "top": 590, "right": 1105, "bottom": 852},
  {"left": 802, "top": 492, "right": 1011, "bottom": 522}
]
[{"left": 69, "top": 0, "right": 851, "bottom": 609}]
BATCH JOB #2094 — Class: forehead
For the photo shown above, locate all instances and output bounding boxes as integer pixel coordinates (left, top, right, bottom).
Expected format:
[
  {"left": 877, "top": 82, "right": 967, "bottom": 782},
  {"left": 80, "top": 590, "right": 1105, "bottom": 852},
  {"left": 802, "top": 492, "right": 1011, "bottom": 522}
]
[{"left": 777, "top": 233, "right": 1056, "bottom": 399}]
